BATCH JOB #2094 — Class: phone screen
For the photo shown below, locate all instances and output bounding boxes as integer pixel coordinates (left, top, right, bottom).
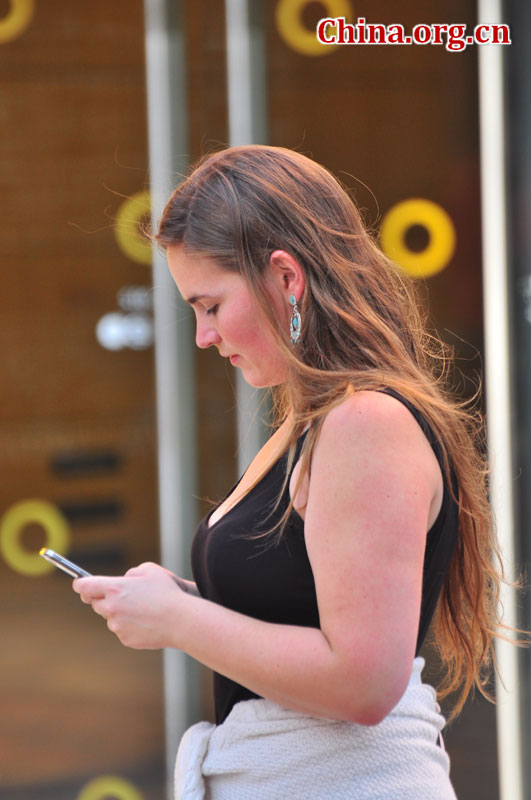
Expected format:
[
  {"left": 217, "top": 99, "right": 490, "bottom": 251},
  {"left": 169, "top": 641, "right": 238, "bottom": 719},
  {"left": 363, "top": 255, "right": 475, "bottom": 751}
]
[{"left": 39, "top": 548, "right": 92, "bottom": 578}]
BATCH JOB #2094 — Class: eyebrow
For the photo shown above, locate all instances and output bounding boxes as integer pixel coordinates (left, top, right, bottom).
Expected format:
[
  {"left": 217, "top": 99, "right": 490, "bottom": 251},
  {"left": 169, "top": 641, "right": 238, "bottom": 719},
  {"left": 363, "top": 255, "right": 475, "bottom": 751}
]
[{"left": 185, "top": 293, "right": 214, "bottom": 306}]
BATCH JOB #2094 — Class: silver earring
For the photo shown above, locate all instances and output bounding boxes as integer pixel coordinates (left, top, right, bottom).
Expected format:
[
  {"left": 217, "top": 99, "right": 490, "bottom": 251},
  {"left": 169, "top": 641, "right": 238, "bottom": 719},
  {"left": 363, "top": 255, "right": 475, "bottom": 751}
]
[{"left": 289, "top": 294, "right": 301, "bottom": 344}]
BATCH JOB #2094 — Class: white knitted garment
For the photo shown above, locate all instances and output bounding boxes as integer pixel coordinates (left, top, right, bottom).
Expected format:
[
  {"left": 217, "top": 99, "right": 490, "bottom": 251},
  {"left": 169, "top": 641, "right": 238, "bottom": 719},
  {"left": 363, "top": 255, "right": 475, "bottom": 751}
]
[{"left": 175, "top": 657, "right": 457, "bottom": 800}]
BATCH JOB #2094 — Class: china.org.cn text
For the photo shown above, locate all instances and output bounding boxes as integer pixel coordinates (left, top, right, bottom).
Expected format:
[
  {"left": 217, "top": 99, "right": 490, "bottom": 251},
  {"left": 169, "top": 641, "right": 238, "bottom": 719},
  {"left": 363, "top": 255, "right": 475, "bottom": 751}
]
[{"left": 317, "top": 17, "right": 512, "bottom": 52}]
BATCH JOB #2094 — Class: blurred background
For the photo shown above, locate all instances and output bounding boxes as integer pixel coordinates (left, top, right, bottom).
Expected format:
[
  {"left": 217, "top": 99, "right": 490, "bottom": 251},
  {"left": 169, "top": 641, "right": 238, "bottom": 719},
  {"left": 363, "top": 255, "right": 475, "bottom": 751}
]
[{"left": 1, "top": 1, "right": 529, "bottom": 799}]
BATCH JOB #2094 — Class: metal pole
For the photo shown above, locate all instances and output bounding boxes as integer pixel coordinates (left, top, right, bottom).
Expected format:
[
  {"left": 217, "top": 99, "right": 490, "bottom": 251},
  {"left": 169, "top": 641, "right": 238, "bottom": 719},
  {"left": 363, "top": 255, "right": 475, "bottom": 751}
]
[
  {"left": 143, "top": 3, "right": 200, "bottom": 798},
  {"left": 224, "top": 0, "right": 270, "bottom": 472},
  {"left": 477, "top": 2, "right": 523, "bottom": 798}
]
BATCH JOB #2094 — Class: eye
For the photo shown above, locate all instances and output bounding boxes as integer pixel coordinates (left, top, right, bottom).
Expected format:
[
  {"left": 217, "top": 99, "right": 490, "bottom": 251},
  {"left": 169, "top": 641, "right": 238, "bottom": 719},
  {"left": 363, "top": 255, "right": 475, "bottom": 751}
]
[{"left": 205, "top": 304, "right": 219, "bottom": 316}]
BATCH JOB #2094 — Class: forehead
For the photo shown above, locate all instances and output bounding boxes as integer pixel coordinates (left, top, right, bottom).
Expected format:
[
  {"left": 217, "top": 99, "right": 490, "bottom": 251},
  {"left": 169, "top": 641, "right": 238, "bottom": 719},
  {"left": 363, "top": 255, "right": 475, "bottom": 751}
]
[{"left": 166, "top": 245, "right": 242, "bottom": 298}]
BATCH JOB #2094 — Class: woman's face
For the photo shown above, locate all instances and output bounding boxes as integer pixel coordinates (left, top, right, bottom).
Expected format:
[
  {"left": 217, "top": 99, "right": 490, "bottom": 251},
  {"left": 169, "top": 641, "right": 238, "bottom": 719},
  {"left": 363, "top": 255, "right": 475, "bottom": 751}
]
[{"left": 166, "top": 245, "right": 290, "bottom": 387}]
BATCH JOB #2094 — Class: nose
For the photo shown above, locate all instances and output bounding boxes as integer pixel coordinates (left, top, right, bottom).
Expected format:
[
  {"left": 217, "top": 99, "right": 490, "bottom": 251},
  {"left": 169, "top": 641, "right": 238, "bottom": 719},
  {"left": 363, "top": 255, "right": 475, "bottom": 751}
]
[{"left": 195, "top": 319, "right": 221, "bottom": 350}]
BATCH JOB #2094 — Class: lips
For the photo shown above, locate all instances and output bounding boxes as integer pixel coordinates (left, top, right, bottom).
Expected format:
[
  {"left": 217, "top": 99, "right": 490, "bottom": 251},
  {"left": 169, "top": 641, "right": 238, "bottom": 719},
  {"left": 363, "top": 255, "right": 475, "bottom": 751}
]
[{"left": 230, "top": 354, "right": 240, "bottom": 365}]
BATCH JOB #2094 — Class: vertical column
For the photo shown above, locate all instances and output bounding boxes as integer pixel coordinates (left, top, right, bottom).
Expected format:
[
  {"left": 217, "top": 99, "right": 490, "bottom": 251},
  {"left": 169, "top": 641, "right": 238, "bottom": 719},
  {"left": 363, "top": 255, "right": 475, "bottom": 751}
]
[
  {"left": 502, "top": 0, "right": 531, "bottom": 797},
  {"left": 224, "top": 0, "right": 270, "bottom": 473},
  {"left": 143, "top": 3, "right": 200, "bottom": 798},
  {"left": 477, "top": 2, "right": 523, "bottom": 799}
]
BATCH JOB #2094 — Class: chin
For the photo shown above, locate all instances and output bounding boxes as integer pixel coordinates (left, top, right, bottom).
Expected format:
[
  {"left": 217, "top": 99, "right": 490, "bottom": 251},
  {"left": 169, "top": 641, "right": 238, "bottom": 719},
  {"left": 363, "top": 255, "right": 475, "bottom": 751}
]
[
  {"left": 238, "top": 361, "right": 288, "bottom": 388},
  {"left": 244, "top": 375, "right": 285, "bottom": 389},
  {"left": 243, "top": 375, "right": 269, "bottom": 388}
]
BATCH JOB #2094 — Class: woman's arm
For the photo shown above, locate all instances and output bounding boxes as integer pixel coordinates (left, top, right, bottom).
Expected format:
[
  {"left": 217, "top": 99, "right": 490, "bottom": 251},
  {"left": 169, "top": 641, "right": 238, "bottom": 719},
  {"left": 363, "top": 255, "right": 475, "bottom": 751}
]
[
  {"left": 74, "top": 391, "right": 440, "bottom": 725},
  {"left": 74, "top": 567, "right": 366, "bottom": 720}
]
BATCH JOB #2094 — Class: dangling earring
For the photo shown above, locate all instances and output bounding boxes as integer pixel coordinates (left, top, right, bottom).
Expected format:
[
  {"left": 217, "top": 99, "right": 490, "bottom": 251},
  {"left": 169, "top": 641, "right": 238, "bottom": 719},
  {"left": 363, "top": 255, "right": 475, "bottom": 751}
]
[{"left": 289, "top": 294, "right": 301, "bottom": 345}]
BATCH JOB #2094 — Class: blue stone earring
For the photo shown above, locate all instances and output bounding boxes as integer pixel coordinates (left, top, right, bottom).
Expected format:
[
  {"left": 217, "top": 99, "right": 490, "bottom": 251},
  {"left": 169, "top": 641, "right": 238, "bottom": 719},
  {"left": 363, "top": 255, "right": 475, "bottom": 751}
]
[{"left": 289, "top": 294, "right": 301, "bottom": 345}]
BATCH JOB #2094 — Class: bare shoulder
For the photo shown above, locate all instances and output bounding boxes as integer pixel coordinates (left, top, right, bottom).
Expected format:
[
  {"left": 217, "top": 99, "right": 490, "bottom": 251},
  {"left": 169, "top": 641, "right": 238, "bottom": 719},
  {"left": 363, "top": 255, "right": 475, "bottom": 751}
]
[
  {"left": 313, "top": 389, "right": 443, "bottom": 527},
  {"left": 319, "top": 389, "right": 436, "bottom": 458},
  {"left": 321, "top": 389, "right": 418, "bottom": 432}
]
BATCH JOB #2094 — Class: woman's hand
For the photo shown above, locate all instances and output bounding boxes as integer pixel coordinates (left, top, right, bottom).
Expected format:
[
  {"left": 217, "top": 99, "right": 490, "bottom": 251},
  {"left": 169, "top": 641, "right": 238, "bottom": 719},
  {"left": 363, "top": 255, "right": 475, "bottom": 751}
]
[
  {"left": 72, "top": 561, "right": 187, "bottom": 650},
  {"left": 173, "top": 576, "right": 201, "bottom": 597}
]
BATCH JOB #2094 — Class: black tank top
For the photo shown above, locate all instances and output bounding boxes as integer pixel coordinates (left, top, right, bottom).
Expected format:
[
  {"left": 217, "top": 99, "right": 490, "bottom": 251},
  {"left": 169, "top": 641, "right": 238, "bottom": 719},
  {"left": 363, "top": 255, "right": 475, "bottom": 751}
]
[{"left": 191, "top": 388, "right": 459, "bottom": 724}]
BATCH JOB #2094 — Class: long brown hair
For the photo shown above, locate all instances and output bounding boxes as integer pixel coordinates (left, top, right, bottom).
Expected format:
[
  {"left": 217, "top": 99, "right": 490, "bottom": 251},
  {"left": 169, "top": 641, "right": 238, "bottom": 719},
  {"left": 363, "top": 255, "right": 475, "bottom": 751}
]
[{"left": 156, "top": 144, "right": 526, "bottom": 720}]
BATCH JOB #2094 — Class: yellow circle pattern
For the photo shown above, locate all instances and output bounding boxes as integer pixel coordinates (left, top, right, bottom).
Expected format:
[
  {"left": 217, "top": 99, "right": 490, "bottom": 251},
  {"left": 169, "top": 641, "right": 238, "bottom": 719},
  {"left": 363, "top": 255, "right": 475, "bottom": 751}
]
[
  {"left": 0, "top": 0, "right": 34, "bottom": 44},
  {"left": 77, "top": 775, "right": 144, "bottom": 800},
  {"left": 380, "top": 198, "right": 456, "bottom": 278},
  {"left": 114, "top": 192, "right": 152, "bottom": 266},
  {"left": 0, "top": 500, "right": 70, "bottom": 576},
  {"left": 275, "top": 0, "right": 352, "bottom": 56}
]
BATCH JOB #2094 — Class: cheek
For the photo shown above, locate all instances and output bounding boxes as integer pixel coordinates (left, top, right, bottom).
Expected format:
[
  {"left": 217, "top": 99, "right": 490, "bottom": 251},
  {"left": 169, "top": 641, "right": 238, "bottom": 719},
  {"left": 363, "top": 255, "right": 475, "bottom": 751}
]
[
  {"left": 222, "top": 288, "right": 285, "bottom": 367},
  {"left": 225, "top": 295, "right": 266, "bottom": 346},
  {"left": 239, "top": 306, "right": 279, "bottom": 356}
]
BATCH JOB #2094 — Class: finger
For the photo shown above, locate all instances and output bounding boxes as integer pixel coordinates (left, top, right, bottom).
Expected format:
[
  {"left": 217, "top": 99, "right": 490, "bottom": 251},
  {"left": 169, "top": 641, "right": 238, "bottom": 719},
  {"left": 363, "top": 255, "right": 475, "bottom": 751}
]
[
  {"left": 78, "top": 592, "right": 102, "bottom": 605},
  {"left": 91, "top": 599, "right": 109, "bottom": 620},
  {"left": 72, "top": 576, "right": 116, "bottom": 598},
  {"left": 125, "top": 562, "right": 160, "bottom": 578},
  {"left": 106, "top": 616, "right": 119, "bottom": 634},
  {"left": 124, "top": 565, "right": 145, "bottom": 578}
]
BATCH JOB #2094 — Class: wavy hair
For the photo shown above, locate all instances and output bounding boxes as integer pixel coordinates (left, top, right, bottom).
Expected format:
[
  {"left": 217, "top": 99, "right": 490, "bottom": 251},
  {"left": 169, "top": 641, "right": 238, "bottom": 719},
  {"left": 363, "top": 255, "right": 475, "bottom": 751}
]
[{"left": 156, "top": 144, "right": 526, "bottom": 720}]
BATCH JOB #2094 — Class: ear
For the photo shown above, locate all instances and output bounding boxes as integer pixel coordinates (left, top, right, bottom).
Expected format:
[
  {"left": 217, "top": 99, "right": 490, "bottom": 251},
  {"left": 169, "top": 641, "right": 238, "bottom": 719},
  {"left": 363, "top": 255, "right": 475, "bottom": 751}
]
[{"left": 268, "top": 250, "right": 306, "bottom": 303}]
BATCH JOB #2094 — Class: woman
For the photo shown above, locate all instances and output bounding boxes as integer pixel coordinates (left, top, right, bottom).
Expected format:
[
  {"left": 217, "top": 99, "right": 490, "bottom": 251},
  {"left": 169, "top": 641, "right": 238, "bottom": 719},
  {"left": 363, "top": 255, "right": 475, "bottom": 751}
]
[{"left": 74, "top": 145, "right": 512, "bottom": 799}]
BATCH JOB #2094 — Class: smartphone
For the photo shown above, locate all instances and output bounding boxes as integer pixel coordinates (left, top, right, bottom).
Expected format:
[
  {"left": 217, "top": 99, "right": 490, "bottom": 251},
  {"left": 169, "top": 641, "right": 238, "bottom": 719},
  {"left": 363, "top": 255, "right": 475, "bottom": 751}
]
[{"left": 39, "top": 548, "right": 92, "bottom": 578}]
